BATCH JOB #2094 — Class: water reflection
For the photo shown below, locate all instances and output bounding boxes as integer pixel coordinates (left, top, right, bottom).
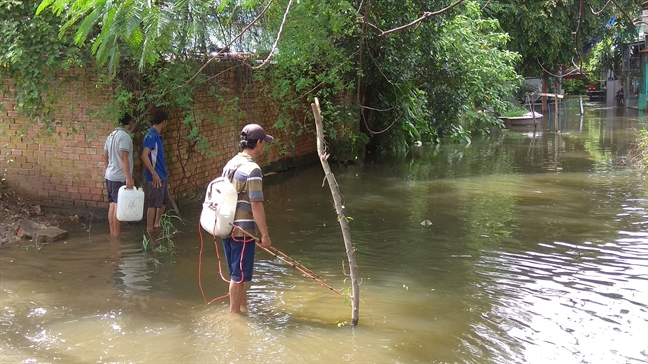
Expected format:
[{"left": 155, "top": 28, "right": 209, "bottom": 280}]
[
  {"left": 1, "top": 105, "right": 648, "bottom": 363},
  {"left": 113, "top": 247, "right": 152, "bottom": 293}
]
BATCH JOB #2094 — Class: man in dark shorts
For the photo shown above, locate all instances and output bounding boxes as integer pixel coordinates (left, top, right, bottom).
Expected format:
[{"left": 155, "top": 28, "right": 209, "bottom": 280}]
[
  {"left": 221, "top": 123, "right": 273, "bottom": 314},
  {"left": 141, "top": 109, "right": 170, "bottom": 233},
  {"left": 103, "top": 113, "right": 134, "bottom": 236}
]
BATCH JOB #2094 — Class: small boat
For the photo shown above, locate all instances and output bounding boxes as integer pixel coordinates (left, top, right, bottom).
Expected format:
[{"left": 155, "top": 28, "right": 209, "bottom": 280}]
[{"left": 503, "top": 111, "right": 543, "bottom": 127}]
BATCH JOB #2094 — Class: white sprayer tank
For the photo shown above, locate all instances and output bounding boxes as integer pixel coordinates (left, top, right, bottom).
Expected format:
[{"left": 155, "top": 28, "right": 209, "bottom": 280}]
[
  {"left": 200, "top": 177, "right": 238, "bottom": 237},
  {"left": 116, "top": 186, "right": 145, "bottom": 222}
]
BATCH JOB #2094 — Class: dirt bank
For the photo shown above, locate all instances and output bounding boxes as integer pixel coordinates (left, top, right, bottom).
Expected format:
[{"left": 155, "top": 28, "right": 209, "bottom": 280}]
[{"left": 0, "top": 181, "right": 87, "bottom": 246}]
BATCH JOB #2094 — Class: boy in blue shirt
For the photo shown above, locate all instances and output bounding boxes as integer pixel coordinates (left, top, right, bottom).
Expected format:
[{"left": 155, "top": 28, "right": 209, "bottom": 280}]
[{"left": 141, "top": 109, "right": 170, "bottom": 233}]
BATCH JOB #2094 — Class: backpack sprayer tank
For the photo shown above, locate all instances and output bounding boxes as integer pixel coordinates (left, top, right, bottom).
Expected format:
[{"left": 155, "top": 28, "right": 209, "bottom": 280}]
[{"left": 200, "top": 177, "right": 238, "bottom": 237}]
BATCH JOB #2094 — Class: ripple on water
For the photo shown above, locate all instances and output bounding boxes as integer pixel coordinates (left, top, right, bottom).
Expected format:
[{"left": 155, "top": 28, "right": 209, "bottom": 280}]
[{"left": 465, "top": 232, "right": 648, "bottom": 364}]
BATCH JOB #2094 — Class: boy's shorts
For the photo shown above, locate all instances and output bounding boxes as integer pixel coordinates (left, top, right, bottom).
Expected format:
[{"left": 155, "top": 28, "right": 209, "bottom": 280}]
[
  {"left": 106, "top": 179, "right": 125, "bottom": 203},
  {"left": 222, "top": 236, "right": 256, "bottom": 282},
  {"left": 148, "top": 180, "right": 170, "bottom": 208}
]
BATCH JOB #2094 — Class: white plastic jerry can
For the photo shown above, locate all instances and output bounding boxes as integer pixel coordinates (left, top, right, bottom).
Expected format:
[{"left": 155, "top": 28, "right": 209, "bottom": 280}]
[
  {"left": 116, "top": 186, "right": 145, "bottom": 222},
  {"left": 200, "top": 177, "right": 238, "bottom": 237}
]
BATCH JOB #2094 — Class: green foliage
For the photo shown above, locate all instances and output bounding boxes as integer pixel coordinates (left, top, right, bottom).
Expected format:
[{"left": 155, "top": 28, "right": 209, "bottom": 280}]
[
  {"left": 34, "top": 0, "right": 526, "bottom": 154},
  {"left": 364, "top": 1, "right": 521, "bottom": 150},
  {"left": 563, "top": 79, "right": 588, "bottom": 95},
  {"left": 18, "top": 0, "right": 645, "bottom": 157},
  {"left": 255, "top": 0, "right": 360, "bottom": 148},
  {"left": 485, "top": 0, "right": 640, "bottom": 77},
  {"left": 143, "top": 212, "right": 183, "bottom": 254},
  {"left": 142, "top": 234, "right": 150, "bottom": 252},
  {"left": 585, "top": 35, "right": 626, "bottom": 81},
  {"left": 0, "top": 0, "right": 86, "bottom": 119},
  {"left": 500, "top": 105, "right": 530, "bottom": 117},
  {"left": 36, "top": 0, "right": 274, "bottom": 73},
  {"left": 638, "top": 130, "right": 648, "bottom": 167},
  {"left": 485, "top": 0, "right": 583, "bottom": 76},
  {"left": 514, "top": 82, "right": 539, "bottom": 103},
  {"left": 628, "top": 129, "right": 648, "bottom": 169},
  {"left": 35, "top": 0, "right": 255, "bottom": 151}
]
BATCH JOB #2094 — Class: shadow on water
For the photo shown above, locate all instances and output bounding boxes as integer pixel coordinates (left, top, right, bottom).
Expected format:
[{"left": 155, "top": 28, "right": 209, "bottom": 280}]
[{"left": 1, "top": 104, "right": 648, "bottom": 363}]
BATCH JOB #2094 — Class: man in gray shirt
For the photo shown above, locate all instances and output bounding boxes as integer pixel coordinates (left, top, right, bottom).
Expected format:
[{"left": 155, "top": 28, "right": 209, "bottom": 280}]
[{"left": 104, "top": 113, "right": 135, "bottom": 236}]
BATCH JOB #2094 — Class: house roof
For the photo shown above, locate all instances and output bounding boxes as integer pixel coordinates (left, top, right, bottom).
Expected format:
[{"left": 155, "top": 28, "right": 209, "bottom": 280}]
[{"left": 562, "top": 68, "right": 587, "bottom": 79}]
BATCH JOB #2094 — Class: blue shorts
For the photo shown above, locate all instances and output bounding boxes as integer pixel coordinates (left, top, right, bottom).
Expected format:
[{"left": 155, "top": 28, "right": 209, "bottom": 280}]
[{"left": 222, "top": 237, "right": 256, "bottom": 282}]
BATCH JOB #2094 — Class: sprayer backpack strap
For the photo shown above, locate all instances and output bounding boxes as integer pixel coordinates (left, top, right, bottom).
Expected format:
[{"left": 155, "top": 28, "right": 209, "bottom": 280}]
[
  {"left": 222, "top": 160, "right": 247, "bottom": 193},
  {"left": 205, "top": 158, "right": 244, "bottom": 201}
]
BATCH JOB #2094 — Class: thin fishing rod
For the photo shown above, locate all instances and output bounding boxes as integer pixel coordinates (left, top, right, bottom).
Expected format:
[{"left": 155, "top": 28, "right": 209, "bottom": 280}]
[
  {"left": 229, "top": 223, "right": 343, "bottom": 295},
  {"left": 264, "top": 247, "right": 328, "bottom": 281},
  {"left": 227, "top": 223, "right": 322, "bottom": 277}
]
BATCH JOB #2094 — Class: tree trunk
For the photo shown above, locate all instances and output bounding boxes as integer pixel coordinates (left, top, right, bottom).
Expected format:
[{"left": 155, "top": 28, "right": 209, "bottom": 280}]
[
  {"left": 542, "top": 71, "right": 549, "bottom": 114},
  {"left": 311, "top": 98, "right": 360, "bottom": 327}
]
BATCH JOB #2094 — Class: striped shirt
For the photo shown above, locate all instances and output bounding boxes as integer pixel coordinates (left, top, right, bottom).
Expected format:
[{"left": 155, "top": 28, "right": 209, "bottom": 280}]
[{"left": 222, "top": 153, "right": 263, "bottom": 237}]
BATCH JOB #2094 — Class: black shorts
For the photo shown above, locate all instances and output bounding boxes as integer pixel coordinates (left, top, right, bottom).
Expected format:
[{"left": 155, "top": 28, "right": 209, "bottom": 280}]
[
  {"left": 148, "top": 180, "right": 171, "bottom": 208},
  {"left": 106, "top": 180, "right": 125, "bottom": 203}
]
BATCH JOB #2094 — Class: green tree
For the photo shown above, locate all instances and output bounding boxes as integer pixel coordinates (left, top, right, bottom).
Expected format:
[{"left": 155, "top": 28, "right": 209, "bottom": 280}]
[
  {"left": 0, "top": 0, "right": 85, "bottom": 120},
  {"left": 36, "top": 0, "right": 267, "bottom": 73},
  {"left": 482, "top": 0, "right": 641, "bottom": 101},
  {"left": 34, "top": 0, "right": 524, "bottom": 151},
  {"left": 358, "top": 0, "right": 521, "bottom": 150}
]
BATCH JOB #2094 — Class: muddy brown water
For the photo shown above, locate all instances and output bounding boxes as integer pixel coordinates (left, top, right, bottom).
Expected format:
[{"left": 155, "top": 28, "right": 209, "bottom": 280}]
[{"left": 1, "top": 105, "right": 647, "bottom": 363}]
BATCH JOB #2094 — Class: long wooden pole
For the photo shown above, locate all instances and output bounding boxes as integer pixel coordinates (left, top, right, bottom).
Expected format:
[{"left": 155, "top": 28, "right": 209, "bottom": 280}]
[
  {"left": 229, "top": 224, "right": 343, "bottom": 295},
  {"left": 554, "top": 95, "right": 559, "bottom": 132},
  {"left": 311, "top": 98, "right": 360, "bottom": 326},
  {"left": 527, "top": 93, "right": 537, "bottom": 128}
]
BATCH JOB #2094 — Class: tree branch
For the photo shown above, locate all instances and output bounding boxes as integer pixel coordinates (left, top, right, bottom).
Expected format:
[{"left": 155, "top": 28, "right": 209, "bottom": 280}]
[
  {"left": 361, "top": 0, "right": 467, "bottom": 37},
  {"left": 590, "top": 0, "right": 613, "bottom": 15},
  {"left": 183, "top": 0, "right": 275, "bottom": 87},
  {"left": 610, "top": 0, "right": 636, "bottom": 29},
  {"left": 312, "top": 97, "right": 360, "bottom": 327},
  {"left": 252, "top": 0, "right": 294, "bottom": 70},
  {"left": 573, "top": 0, "right": 584, "bottom": 64}
]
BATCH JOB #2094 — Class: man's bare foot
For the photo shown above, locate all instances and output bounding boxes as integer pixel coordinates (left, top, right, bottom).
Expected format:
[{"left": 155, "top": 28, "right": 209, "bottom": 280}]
[{"left": 146, "top": 228, "right": 162, "bottom": 235}]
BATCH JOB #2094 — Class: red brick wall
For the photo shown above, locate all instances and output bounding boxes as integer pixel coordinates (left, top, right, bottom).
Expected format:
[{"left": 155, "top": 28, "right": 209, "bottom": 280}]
[{"left": 0, "top": 63, "right": 318, "bottom": 210}]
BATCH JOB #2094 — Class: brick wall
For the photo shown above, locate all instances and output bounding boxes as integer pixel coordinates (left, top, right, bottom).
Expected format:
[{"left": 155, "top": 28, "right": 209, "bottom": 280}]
[{"left": 0, "top": 62, "right": 319, "bottom": 211}]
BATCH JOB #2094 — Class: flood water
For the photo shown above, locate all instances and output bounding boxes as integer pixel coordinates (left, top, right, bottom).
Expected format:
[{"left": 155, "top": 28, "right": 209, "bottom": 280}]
[{"left": 1, "top": 105, "right": 648, "bottom": 363}]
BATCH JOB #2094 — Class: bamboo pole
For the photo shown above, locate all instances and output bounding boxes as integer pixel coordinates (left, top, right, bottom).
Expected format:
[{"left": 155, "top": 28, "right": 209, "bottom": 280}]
[
  {"left": 229, "top": 224, "right": 343, "bottom": 296},
  {"left": 311, "top": 98, "right": 360, "bottom": 326},
  {"left": 554, "top": 96, "right": 559, "bottom": 132},
  {"left": 527, "top": 93, "right": 537, "bottom": 128}
]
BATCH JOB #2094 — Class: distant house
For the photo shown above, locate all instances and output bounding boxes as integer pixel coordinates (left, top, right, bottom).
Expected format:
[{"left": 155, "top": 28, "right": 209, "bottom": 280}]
[{"left": 628, "top": 2, "right": 648, "bottom": 110}]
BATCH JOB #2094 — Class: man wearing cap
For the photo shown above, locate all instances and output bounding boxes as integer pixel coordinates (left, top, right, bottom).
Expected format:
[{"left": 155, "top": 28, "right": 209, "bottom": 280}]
[{"left": 220, "top": 123, "right": 274, "bottom": 314}]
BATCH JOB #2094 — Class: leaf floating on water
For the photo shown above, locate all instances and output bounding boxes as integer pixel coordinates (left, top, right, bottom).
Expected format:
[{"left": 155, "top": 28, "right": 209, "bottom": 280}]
[{"left": 420, "top": 220, "right": 433, "bottom": 226}]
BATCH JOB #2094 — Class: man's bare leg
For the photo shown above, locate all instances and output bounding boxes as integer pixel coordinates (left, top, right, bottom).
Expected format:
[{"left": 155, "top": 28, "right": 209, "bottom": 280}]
[
  {"left": 154, "top": 206, "right": 166, "bottom": 229},
  {"left": 146, "top": 207, "right": 156, "bottom": 233},
  {"left": 108, "top": 202, "right": 122, "bottom": 236},
  {"left": 229, "top": 281, "right": 246, "bottom": 314},
  {"left": 112, "top": 204, "right": 122, "bottom": 236},
  {"left": 108, "top": 202, "right": 117, "bottom": 236},
  {"left": 241, "top": 283, "right": 248, "bottom": 313}
]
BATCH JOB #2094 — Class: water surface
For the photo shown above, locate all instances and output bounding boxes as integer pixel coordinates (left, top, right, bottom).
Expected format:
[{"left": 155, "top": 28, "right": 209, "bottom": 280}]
[{"left": 1, "top": 105, "right": 647, "bottom": 363}]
